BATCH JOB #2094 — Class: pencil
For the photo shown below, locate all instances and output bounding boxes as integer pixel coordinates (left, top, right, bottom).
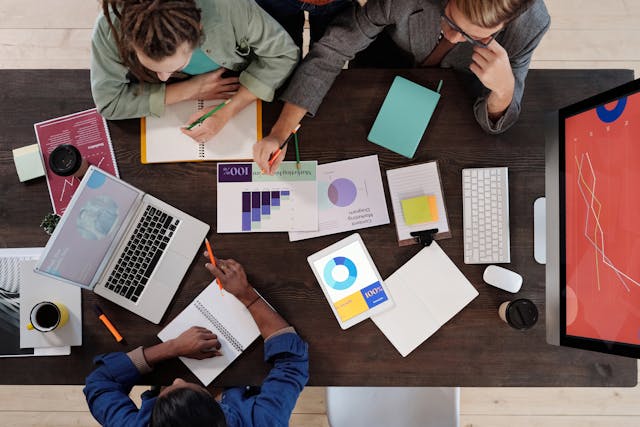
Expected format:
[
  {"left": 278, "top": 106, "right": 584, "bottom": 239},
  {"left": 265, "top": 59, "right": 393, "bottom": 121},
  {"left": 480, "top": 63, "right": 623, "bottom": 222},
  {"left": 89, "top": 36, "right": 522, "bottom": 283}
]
[
  {"left": 204, "top": 238, "right": 224, "bottom": 295},
  {"left": 293, "top": 132, "right": 300, "bottom": 170},
  {"left": 186, "top": 99, "right": 231, "bottom": 130},
  {"left": 268, "top": 124, "right": 301, "bottom": 168}
]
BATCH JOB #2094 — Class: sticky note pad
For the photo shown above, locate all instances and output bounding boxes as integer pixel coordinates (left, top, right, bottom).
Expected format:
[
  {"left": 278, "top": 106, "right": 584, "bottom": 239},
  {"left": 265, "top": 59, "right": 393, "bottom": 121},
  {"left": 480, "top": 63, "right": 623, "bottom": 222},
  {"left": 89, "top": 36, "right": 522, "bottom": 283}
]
[
  {"left": 12, "top": 144, "right": 45, "bottom": 182},
  {"left": 368, "top": 76, "right": 441, "bottom": 158},
  {"left": 401, "top": 195, "right": 439, "bottom": 225}
]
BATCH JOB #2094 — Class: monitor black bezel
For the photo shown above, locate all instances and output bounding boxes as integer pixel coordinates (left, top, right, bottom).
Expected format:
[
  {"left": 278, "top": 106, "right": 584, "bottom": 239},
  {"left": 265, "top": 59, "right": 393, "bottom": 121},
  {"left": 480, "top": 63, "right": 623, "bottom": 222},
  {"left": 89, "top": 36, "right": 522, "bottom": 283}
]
[{"left": 558, "top": 77, "right": 640, "bottom": 358}]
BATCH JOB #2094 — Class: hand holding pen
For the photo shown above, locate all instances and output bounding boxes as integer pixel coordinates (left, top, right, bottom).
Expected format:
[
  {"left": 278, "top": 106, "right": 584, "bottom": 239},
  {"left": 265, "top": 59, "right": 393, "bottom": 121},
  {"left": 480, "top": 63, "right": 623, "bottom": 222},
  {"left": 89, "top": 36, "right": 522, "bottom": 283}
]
[
  {"left": 181, "top": 99, "right": 231, "bottom": 143},
  {"left": 253, "top": 124, "right": 301, "bottom": 175}
]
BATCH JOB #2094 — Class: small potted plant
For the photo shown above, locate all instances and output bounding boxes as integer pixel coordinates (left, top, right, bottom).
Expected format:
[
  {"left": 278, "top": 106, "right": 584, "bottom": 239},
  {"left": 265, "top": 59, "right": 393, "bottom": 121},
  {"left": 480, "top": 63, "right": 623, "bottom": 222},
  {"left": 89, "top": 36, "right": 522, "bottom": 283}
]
[{"left": 40, "top": 213, "right": 61, "bottom": 235}]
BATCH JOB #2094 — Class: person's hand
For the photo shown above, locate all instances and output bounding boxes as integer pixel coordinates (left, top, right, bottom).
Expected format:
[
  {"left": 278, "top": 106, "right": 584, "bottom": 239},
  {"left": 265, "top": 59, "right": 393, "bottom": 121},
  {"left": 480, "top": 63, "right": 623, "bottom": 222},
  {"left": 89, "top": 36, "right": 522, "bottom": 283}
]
[
  {"left": 170, "top": 326, "right": 222, "bottom": 360},
  {"left": 203, "top": 255, "right": 257, "bottom": 304},
  {"left": 253, "top": 134, "right": 287, "bottom": 175},
  {"left": 181, "top": 104, "right": 232, "bottom": 143},
  {"left": 187, "top": 68, "right": 239, "bottom": 101},
  {"left": 469, "top": 40, "right": 515, "bottom": 115}
]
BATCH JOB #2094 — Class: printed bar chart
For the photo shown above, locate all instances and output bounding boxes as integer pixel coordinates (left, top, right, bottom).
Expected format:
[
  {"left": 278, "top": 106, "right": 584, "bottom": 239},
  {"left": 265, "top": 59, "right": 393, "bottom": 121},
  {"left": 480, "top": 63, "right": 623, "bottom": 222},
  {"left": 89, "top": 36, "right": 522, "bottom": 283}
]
[
  {"left": 217, "top": 161, "right": 318, "bottom": 233},
  {"left": 242, "top": 190, "right": 292, "bottom": 231}
]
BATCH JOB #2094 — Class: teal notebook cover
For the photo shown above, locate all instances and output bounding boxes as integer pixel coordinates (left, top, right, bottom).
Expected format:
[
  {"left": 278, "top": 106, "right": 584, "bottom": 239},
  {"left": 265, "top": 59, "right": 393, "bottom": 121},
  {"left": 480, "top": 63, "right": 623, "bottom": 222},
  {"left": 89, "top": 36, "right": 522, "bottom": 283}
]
[{"left": 367, "top": 76, "right": 440, "bottom": 158}]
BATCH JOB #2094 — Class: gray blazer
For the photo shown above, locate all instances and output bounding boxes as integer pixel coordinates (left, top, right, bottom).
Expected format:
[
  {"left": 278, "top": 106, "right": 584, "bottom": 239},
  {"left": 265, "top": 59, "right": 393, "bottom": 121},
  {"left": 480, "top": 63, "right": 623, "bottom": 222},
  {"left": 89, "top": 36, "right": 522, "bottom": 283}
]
[{"left": 281, "top": 0, "right": 550, "bottom": 134}]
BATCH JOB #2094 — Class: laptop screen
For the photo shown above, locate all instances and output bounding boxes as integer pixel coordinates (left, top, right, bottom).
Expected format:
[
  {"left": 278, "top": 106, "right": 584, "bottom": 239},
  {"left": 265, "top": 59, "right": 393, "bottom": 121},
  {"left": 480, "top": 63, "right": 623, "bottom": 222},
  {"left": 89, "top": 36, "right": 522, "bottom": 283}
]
[{"left": 38, "top": 169, "right": 139, "bottom": 287}]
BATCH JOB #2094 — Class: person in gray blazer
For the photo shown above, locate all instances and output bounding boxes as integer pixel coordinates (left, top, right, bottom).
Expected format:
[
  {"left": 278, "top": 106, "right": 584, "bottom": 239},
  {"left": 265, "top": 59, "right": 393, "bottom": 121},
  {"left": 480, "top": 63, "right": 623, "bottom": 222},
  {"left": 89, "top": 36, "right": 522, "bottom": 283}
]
[{"left": 254, "top": 0, "right": 550, "bottom": 174}]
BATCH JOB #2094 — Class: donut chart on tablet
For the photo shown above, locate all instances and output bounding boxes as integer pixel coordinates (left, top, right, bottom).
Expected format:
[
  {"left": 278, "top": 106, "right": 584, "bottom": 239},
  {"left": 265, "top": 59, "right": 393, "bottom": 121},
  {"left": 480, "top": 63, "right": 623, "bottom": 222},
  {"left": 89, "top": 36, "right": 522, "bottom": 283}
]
[{"left": 323, "top": 256, "right": 357, "bottom": 290}]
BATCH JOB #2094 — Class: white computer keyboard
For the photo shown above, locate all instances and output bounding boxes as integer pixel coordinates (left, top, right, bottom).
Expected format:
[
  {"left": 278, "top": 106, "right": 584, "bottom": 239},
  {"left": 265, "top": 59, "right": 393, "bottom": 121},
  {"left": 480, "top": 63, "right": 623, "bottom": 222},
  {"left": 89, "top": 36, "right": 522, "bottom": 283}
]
[{"left": 462, "top": 167, "right": 511, "bottom": 264}]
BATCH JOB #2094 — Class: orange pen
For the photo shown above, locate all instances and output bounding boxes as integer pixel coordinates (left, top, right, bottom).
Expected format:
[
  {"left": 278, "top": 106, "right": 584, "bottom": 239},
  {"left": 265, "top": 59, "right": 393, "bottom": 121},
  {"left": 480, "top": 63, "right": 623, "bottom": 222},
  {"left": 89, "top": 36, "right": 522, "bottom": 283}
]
[
  {"left": 267, "top": 124, "right": 301, "bottom": 168},
  {"left": 205, "top": 238, "right": 224, "bottom": 295},
  {"left": 94, "top": 304, "right": 124, "bottom": 343}
]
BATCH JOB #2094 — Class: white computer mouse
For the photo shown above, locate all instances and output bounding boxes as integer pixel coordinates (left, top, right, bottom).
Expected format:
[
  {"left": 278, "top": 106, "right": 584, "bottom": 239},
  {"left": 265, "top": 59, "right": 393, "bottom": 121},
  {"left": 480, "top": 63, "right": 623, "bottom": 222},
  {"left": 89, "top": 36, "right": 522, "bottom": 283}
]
[{"left": 483, "top": 265, "right": 522, "bottom": 293}]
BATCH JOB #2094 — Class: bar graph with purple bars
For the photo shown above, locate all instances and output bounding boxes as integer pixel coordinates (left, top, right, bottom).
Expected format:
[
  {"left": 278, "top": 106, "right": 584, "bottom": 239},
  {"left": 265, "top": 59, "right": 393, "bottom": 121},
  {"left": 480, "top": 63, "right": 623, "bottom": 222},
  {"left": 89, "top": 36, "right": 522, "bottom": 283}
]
[{"left": 242, "top": 190, "right": 291, "bottom": 231}]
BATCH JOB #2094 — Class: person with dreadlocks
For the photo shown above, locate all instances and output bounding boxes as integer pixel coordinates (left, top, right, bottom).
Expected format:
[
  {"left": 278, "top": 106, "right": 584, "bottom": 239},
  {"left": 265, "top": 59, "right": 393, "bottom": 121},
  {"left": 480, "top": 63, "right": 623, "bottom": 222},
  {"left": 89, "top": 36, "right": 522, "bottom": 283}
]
[{"left": 91, "top": 0, "right": 299, "bottom": 143}]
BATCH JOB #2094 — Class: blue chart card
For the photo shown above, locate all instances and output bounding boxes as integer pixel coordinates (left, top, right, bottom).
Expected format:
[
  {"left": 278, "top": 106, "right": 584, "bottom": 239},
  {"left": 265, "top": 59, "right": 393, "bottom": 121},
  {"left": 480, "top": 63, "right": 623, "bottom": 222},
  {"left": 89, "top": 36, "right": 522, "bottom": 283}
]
[{"left": 367, "top": 76, "right": 441, "bottom": 158}]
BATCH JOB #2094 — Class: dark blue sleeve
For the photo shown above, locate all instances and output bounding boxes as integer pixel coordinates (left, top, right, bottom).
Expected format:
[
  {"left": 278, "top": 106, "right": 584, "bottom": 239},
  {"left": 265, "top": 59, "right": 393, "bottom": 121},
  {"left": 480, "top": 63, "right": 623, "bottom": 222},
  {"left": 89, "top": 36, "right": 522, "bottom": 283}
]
[
  {"left": 221, "top": 333, "right": 309, "bottom": 427},
  {"left": 83, "top": 352, "right": 154, "bottom": 427}
]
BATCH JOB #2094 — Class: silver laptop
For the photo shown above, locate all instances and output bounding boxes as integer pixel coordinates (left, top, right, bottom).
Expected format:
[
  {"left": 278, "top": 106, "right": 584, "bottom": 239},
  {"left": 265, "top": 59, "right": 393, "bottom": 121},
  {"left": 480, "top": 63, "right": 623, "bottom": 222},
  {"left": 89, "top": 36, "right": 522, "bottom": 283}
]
[{"left": 35, "top": 166, "right": 209, "bottom": 324}]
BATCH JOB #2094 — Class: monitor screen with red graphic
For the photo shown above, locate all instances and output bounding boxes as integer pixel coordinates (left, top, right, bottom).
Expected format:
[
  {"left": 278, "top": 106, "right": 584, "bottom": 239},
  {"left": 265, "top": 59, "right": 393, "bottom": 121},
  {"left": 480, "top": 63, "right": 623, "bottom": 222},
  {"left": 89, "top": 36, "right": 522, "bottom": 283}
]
[{"left": 561, "top": 80, "right": 640, "bottom": 355}]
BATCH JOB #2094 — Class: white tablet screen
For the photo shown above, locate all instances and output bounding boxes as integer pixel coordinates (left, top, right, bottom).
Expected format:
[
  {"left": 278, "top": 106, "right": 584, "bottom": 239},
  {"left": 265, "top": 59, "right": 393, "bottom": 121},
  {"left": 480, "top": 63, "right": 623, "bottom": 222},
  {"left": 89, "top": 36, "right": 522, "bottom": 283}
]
[{"left": 311, "top": 240, "right": 389, "bottom": 322}]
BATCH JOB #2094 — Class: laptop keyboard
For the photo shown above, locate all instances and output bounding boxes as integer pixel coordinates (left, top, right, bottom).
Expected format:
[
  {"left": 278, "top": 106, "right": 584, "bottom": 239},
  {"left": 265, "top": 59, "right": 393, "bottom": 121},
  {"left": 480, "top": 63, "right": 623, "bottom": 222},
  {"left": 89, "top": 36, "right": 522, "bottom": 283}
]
[{"left": 105, "top": 206, "right": 180, "bottom": 303}]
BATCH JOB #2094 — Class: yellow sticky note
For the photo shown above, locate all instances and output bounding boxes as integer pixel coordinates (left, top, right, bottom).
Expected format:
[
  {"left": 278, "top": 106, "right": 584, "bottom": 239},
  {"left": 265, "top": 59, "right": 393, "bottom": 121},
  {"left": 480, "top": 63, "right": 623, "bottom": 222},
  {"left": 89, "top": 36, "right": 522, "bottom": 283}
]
[{"left": 401, "top": 195, "right": 438, "bottom": 225}]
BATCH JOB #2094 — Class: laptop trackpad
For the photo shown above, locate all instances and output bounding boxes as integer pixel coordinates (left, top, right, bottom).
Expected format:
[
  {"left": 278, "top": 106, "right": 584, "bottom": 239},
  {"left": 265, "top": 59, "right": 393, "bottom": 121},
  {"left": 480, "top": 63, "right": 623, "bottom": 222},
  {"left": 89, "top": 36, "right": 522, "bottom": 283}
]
[{"left": 153, "top": 252, "right": 188, "bottom": 288}]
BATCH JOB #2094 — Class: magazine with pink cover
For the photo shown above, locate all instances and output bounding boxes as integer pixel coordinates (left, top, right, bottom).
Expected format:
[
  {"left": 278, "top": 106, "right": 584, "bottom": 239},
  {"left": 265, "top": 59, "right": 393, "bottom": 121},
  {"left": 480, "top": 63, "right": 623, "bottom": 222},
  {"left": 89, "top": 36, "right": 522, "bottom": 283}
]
[{"left": 34, "top": 108, "right": 119, "bottom": 214}]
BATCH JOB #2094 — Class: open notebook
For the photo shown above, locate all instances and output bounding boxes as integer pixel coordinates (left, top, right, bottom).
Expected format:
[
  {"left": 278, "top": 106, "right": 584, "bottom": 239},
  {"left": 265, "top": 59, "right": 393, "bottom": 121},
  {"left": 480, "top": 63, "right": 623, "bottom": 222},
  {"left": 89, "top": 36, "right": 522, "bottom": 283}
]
[
  {"left": 141, "top": 99, "right": 261, "bottom": 163},
  {"left": 157, "top": 284, "right": 260, "bottom": 385},
  {"left": 371, "top": 242, "right": 478, "bottom": 357}
]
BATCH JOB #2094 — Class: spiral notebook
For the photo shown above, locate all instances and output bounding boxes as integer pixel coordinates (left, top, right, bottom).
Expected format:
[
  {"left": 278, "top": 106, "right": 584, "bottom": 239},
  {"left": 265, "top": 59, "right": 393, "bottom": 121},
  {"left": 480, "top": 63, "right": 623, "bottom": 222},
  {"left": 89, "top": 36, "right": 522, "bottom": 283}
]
[
  {"left": 141, "top": 99, "right": 261, "bottom": 163},
  {"left": 157, "top": 283, "right": 260, "bottom": 385}
]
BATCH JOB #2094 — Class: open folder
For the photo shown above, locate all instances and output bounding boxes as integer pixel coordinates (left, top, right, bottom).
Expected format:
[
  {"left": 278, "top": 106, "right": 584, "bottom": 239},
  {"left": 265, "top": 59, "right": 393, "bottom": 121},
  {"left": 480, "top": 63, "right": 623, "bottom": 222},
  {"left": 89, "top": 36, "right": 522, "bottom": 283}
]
[{"left": 371, "top": 242, "right": 478, "bottom": 357}]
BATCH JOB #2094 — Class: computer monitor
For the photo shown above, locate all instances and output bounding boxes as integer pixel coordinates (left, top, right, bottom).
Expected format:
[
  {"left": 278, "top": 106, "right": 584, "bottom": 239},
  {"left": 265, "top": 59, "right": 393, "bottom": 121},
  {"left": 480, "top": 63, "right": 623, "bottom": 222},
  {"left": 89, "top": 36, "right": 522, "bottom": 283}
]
[{"left": 545, "top": 77, "right": 640, "bottom": 358}]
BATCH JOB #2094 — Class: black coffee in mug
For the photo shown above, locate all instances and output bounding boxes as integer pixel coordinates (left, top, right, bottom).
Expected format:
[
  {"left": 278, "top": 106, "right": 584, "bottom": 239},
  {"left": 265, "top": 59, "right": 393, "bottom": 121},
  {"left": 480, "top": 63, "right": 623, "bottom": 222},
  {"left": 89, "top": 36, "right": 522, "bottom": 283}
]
[{"left": 35, "top": 303, "right": 60, "bottom": 329}]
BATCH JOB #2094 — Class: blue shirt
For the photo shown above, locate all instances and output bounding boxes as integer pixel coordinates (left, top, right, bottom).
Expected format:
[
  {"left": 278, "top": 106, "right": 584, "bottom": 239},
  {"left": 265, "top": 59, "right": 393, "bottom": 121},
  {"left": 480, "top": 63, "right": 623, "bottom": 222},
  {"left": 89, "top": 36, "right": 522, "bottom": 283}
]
[
  {"left": 181, "top": 48, "right": 221, "bottom": 75},
  {"left": 84, "top": 333, "right": 309, "bottom": 427}
]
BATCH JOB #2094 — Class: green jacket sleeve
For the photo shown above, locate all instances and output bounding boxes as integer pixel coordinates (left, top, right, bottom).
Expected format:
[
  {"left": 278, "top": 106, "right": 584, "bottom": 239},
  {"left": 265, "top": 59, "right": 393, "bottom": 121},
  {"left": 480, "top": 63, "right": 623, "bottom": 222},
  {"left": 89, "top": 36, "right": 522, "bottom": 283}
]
[
  {"left": 90, "top": 15, "right": 166, "bottom": 120},
  {"left": 233, "top": 0, "right": 300, "bottom": 101}
]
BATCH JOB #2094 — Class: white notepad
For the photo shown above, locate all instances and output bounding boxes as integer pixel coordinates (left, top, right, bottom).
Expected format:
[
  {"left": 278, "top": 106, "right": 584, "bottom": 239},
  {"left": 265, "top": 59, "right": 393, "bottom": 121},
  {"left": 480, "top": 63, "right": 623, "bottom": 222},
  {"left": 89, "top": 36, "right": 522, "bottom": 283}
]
[
  {"left": 386, "top": 161, "right": 451, "bottom": 245},
  {"left": 157, "top": 284, "right": 260, "bottom": 385},
  {"left": 371, "top": 242, "right": 478, "bottom": 357},
  {"left": 141, "top": 99, "right": 260, "bottom": 163}
]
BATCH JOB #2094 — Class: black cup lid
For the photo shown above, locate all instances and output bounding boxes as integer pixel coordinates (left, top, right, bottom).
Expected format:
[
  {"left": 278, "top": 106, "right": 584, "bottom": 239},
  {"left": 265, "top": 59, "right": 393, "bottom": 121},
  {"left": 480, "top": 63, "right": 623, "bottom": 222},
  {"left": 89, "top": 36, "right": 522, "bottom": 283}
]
[
  {"left": 49, "top": 144, "right": 82, "bottom": 176},
  {"left": 506, "top": 299, "right": 538, "bottom": 330}
]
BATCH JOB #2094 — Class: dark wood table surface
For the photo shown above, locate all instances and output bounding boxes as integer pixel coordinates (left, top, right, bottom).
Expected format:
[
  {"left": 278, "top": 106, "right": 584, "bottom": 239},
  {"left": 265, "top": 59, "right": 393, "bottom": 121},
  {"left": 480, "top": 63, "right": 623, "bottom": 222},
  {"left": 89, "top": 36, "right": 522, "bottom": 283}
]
[{"left": 0, "top": 69, "right": 636, "bottom": 387}]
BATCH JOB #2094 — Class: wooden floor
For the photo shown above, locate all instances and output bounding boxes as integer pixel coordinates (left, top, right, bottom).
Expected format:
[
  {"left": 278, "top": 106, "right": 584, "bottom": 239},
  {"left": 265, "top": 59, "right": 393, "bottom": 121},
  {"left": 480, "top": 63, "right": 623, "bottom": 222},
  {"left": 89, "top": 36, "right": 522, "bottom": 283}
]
[{"left": 1, "top": 1, "right": 638, "bottom": 426}]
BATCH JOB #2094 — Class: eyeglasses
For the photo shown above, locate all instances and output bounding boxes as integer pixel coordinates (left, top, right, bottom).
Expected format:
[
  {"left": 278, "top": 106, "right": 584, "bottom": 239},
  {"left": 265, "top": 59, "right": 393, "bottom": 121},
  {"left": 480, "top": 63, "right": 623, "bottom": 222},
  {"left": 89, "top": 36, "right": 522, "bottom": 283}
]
[{"left": 440, "top": 11, "right": 500, "bottom": 49}]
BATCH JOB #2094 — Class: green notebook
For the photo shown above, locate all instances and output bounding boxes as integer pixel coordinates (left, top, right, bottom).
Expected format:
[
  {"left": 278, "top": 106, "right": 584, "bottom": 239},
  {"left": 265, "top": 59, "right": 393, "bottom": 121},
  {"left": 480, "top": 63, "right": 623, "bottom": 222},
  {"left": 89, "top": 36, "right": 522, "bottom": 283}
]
[{"left": 367, "top": 76, "right": 441, "bottom": 158}]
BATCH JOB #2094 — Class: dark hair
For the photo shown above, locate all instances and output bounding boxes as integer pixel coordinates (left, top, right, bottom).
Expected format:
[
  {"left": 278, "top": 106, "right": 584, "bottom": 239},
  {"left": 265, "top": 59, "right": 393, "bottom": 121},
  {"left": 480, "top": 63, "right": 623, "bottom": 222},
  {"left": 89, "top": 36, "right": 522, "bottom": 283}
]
[
  {"left": 101, "top": 0, "right": 203, "bottom": 83},
  {"left": 150, "top": 387, "right": 227, "bottom": 427}
]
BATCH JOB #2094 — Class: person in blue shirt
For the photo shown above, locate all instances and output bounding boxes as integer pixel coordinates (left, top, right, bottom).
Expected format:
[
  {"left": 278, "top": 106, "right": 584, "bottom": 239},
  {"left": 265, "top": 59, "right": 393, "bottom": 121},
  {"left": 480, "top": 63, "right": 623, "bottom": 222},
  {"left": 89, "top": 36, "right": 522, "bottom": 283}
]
[{"left": 84, "top": 257, "right": 309, "bottom": 427}]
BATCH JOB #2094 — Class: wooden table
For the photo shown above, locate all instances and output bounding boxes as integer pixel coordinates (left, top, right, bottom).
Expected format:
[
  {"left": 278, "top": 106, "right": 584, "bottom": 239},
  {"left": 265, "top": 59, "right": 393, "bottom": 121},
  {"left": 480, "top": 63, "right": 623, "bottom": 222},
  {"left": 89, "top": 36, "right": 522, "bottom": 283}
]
[{"left": 0, "top": 69, "right": 636, "bottom": 387}]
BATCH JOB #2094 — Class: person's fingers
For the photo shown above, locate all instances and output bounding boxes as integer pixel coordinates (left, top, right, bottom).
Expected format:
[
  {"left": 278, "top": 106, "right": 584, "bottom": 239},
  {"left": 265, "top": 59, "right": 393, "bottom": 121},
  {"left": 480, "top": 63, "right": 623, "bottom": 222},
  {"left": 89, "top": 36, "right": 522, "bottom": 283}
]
[
  {"left": 486, "top": 38, "right": 505, "bottom": 54},
  {"left": 209, "top": 68, "right": 226, "bottom": 78},
  {"left": 253, "top": 143, "right": 271, "bottom": 172},
  {"left": 473, "top": 46, "right": 492, "bottom": 62},
  {"left": 471, "top": 51, "right": 489, "bottom": 68},
  {"left": 469, "top": 62, "right": 482, "bottom": 78},
  {"left": 220, "top": 76, "right": 240, "bottom": 85},
  {"left": 206, "top": 262, "right": 226, "bottom": 279},
  {"left": 200, "top": 338, "right": 220, "bottom": 351},
  {"left": 268, "top": 150, "right": 286, "bottom": 175}
]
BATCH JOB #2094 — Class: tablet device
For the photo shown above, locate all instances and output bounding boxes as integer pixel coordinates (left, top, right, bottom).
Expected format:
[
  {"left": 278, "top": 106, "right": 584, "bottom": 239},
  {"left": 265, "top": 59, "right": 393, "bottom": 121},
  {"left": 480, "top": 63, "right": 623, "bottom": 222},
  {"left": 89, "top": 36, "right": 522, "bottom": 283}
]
[{"left": 307, "top": 233, "right": 394, "bottom": 329}]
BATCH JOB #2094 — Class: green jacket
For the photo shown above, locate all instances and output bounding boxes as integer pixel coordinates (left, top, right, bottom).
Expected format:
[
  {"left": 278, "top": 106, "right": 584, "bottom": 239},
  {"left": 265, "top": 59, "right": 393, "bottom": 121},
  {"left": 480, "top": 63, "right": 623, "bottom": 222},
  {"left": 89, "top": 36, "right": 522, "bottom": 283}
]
[{"left": 90, "top": 0, "right": 299, "bottom": 119}]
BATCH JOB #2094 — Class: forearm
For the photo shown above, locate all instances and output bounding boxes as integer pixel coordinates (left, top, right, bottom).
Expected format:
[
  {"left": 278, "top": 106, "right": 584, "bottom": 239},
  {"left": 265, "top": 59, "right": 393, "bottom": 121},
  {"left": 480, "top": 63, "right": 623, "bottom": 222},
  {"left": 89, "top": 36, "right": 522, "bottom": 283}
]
[
  {"left": 165, "top": 80, "right": 197, "bottom": 105},
  {"left": 226, "top": 85, "right": 258, "bottom": 117},
  {"left": 236, "top": 287, "right": 289, "bottom": 339},
  {"left": 486, "top": 83, "right": 514, "bottom": 121},
  {"left": 142, "top": 340, "right": 178, "bottom": 366},
  {"left": 268, "top": 102, "right": 308, "bottom": 142}
]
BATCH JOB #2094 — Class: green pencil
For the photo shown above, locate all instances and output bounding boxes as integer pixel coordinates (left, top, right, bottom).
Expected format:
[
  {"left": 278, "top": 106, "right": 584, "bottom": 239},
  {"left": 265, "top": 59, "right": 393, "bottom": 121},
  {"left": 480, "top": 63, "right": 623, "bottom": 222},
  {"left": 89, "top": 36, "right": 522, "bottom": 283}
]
[
  {"left": 294, "top": 132, "right": 301, "bottom": 169},
  {"left": 186, "top": 99, "right": 231, "bottom": 130}
]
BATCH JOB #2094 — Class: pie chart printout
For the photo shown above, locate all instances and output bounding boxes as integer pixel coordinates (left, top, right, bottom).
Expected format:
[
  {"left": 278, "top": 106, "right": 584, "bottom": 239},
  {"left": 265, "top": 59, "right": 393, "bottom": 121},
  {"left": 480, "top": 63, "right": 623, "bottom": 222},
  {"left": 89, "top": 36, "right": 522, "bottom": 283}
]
[{"left": 328, "top": 178, "right": 357, "bottom": 207}]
